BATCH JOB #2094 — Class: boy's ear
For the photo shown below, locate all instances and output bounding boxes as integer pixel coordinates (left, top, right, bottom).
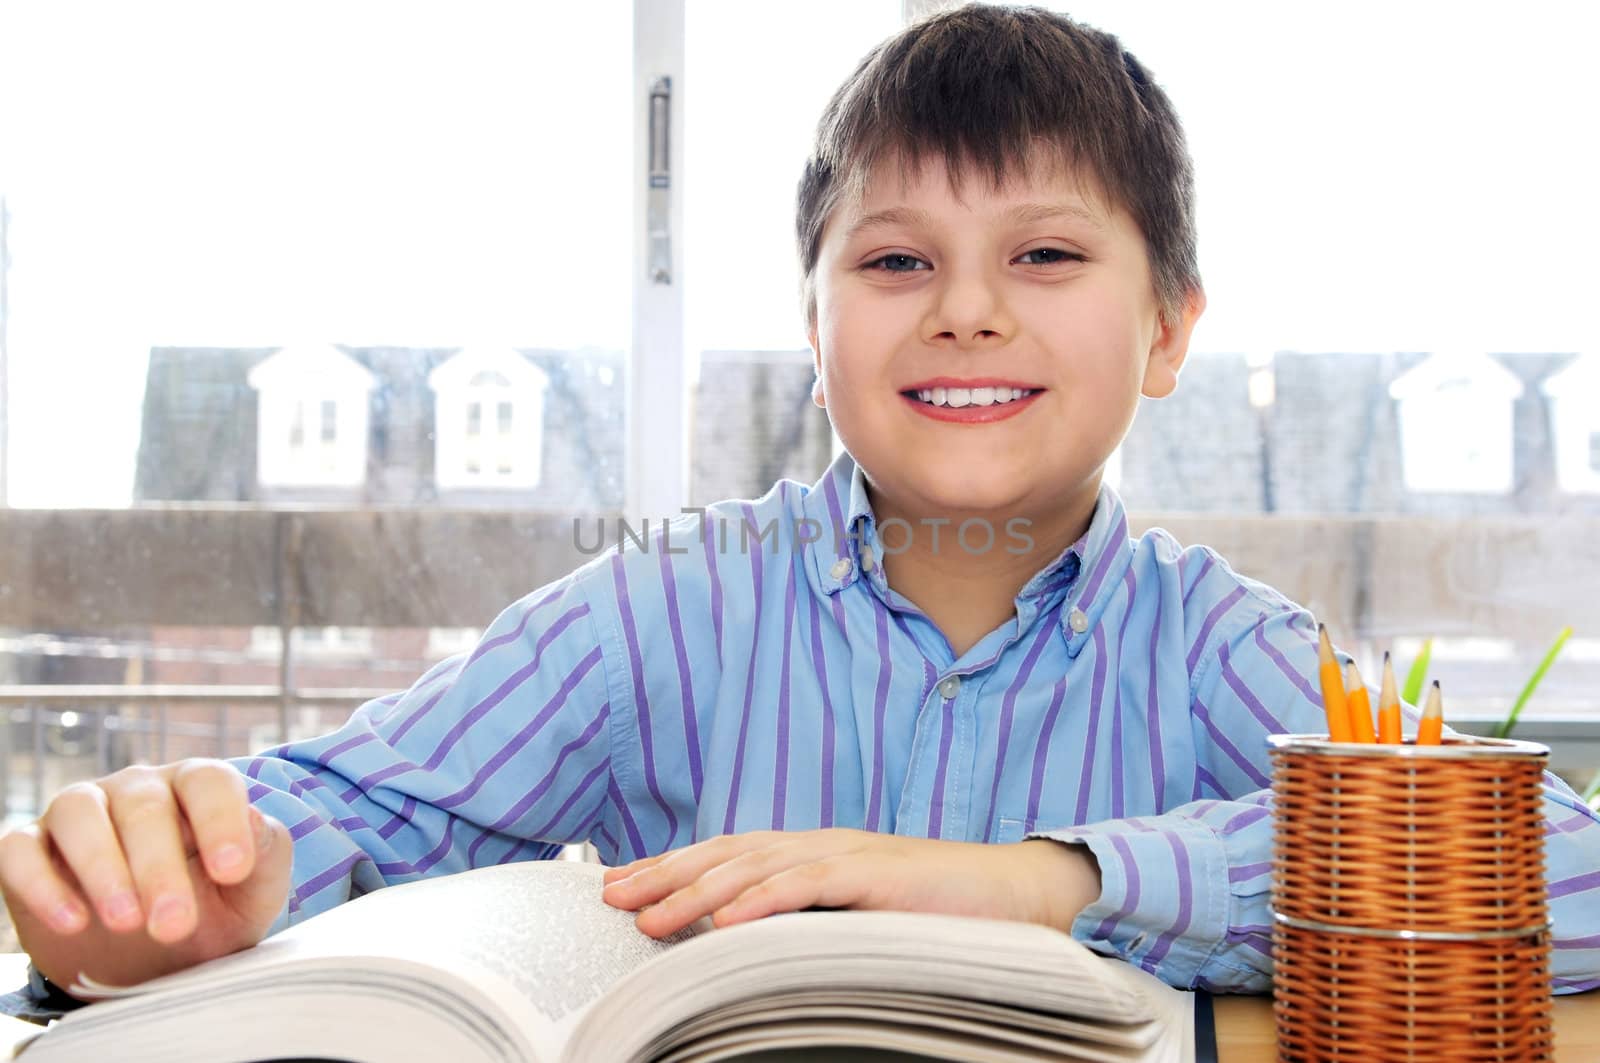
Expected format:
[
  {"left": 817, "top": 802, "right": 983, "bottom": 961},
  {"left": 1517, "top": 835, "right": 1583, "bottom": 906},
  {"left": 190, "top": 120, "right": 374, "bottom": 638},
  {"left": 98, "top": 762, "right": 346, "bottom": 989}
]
[
  {"left": 1141, "top": 287, "right": 1205, "bottom": 400},
  {"left": 808, "top": 325, "right": 826, "bottom": 408}
]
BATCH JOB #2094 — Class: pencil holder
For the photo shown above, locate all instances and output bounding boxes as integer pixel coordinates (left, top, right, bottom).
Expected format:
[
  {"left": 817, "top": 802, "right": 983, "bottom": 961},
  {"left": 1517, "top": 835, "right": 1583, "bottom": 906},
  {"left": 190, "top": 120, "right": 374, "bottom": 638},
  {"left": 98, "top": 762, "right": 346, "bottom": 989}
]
[{"left": 1268, "top": 733, "right": 1553, "bottom": 1062}]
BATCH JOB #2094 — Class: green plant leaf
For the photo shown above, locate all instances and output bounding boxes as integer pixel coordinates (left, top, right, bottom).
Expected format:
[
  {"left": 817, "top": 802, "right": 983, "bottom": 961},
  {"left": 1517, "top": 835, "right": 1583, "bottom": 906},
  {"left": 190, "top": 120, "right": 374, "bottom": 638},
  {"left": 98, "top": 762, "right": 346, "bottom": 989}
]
[
  {"left": 1492, "top": 626, "right": 1573, "bottom": 740},
  {"left": 1401, "top": 638, "right": 1433, "bottom": 706}
]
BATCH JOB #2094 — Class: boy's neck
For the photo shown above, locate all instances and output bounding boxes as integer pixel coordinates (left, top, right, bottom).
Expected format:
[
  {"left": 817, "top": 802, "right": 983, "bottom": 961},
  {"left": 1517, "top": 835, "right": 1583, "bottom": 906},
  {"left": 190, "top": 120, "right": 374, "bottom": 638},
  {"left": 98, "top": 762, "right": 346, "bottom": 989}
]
[{"left": 867, "top": 487, "right": 1100, "bottom": 659}]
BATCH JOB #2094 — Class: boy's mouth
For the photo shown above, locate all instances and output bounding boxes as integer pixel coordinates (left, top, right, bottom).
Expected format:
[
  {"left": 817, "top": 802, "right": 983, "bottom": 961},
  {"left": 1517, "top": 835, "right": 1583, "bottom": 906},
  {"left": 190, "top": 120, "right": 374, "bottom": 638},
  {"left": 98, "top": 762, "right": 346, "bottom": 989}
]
[{"left": 899, "top": 378, "right": 1043, "bottom": 409}]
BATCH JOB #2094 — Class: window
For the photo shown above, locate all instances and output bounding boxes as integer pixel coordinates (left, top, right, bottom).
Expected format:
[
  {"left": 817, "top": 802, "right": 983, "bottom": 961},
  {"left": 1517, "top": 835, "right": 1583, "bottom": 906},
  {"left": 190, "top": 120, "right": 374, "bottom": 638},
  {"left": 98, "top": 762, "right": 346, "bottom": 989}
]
[{"left": 430, "top": 348, "right": 549, "bottom": 490}]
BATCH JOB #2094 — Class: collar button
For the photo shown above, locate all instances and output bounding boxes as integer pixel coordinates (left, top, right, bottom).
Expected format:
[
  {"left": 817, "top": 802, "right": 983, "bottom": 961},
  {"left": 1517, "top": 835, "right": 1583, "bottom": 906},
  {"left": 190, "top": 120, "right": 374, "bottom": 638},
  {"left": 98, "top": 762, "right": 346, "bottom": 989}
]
[
  {"left": 1068, "top": 607, "right": 1090, "bottom": 634},
  {"left": 830, "top": 557, "right": 853, "bottom": 580}
]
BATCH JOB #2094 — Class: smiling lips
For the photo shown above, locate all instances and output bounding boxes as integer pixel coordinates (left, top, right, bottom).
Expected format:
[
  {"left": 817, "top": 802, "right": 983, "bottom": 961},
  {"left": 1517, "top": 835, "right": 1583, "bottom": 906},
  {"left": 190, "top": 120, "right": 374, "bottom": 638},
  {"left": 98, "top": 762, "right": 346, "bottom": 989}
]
[{"left": 900, "top": 378, "right": 1044, "bottom": 423}]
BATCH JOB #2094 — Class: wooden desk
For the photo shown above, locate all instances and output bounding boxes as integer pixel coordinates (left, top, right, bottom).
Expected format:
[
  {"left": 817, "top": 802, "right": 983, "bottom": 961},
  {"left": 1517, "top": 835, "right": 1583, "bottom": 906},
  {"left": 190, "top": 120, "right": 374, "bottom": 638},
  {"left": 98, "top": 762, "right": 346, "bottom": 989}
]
[{"left": 0, "top": 951, "right": 1597, "bottom": 1060}]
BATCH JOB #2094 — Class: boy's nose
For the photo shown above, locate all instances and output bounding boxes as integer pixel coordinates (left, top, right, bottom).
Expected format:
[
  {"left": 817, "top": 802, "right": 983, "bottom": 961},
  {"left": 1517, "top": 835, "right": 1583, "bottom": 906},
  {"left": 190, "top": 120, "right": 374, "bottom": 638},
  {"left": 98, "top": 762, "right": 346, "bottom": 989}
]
[{"left": 923, "top": 273, "right": 1014, "bottom": 348}]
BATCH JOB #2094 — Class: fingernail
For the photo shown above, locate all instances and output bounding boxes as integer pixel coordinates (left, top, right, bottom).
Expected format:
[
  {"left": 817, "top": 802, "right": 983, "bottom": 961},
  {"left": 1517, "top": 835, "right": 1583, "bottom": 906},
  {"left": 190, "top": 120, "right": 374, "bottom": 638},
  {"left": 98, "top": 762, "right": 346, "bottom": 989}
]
[
  {"left": 150, "top": 895, "right": 190, "bottom": 935},
  {"left": 212, "top": 843, "right": 245, "bottom": 872},
  {"left": 254, "top": 813, "right": 274, "bottom": 850},
  {"left": 49, "top": 900, "right": 86, "bottom": 932},
  {"left": 104, "top": 891, "right": 139, "bottom": 925}
]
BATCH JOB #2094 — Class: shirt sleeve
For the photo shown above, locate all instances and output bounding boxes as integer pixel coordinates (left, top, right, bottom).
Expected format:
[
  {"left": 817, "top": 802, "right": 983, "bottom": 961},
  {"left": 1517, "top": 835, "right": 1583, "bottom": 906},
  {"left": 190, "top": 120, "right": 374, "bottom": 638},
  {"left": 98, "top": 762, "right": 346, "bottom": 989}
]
[
  {"left": 1032, "top": 604, "right": 1600, "bottom": 995},
  {"left": 231, "top": 570, "right": 616, "bottom": 933}
]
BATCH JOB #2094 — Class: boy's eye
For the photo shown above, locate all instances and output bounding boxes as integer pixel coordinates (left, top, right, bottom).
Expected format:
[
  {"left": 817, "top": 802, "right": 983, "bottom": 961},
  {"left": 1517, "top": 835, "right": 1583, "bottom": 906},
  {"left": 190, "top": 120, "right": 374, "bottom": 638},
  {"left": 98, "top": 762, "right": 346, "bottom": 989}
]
[
  {"left": 865, "top": 253, "right": 930, "bottom": 273},
  {"left": 1015, "top": 248, "right": 1083, "bottom": 266}
]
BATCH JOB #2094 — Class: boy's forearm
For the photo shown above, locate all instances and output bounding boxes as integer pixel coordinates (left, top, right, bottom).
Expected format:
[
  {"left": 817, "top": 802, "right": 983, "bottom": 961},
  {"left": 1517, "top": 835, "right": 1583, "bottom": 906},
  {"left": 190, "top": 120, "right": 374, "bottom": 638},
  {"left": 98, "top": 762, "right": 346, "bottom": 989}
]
[{"left": 1018, "top": 839, "right": 1102, "bottom": 934}]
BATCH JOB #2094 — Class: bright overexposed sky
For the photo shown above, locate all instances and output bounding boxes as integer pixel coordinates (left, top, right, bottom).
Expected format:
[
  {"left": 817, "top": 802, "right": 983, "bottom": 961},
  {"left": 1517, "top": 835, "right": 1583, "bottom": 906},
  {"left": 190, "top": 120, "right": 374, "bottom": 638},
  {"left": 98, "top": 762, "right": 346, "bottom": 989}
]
[{"left": 0, "top": 0, "right": 1595, "bottom": 506}]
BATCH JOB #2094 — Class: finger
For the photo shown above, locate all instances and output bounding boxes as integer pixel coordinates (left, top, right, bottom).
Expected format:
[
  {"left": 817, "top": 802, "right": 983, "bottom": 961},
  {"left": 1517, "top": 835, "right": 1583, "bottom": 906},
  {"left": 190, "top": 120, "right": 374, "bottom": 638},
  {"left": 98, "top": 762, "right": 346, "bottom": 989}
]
[
  {"left": 171, "top": 760, "right": 255, "bottom": 886},
  {"left": 602, "top": 831, "right": 784, "bottom": 905},
  {"left": 0, "top": 825, "right": 92, "bottom": 934},
  {"left": 630, "top": 839, "right": 831, "bottom": 937},
  {"left": 713, "top": 854, "right": 872, "bottom": 927},
  {"left": 104, "top": 768, "right": 198, "bottom": 944},
  {"left": 217, "top": 810, "right": 294, "bottom": 932},
  {"left": 40, "top": 783, "right": 145, "bottom": 933}
]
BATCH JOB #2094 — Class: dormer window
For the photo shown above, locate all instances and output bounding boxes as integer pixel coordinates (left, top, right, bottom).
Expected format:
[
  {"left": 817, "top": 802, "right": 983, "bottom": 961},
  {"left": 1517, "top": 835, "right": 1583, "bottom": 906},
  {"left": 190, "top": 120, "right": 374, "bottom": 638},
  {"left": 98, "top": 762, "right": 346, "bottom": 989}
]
[
  {"left": 428, "top": 348, "right": 549, "bottom": 490},
  {"left": 1542, "top": 353, "right": 1600, "bottom": 494},
  {"left": 246, "top": 344, "right": 375, "bottom": 488},
  {"left": 1389, "top": 353, "right": 1523, "bottom": 494}
]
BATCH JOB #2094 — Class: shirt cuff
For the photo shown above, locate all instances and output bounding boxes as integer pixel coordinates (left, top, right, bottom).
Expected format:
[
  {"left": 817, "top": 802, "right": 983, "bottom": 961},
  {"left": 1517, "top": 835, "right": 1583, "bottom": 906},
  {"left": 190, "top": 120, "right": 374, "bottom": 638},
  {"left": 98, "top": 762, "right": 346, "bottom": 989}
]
[{"left": 1029, "top": 815, "right": 1229, "bottom": 989}]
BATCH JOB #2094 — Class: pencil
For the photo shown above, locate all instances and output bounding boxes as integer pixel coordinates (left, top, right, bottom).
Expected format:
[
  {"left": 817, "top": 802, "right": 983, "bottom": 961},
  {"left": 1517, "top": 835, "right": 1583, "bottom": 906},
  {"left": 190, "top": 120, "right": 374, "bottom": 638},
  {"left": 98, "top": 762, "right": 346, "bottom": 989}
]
[
  {"left": 1316, "top": 624, "right": 1355, "bottom": 742},
  {"left": 1378, "top": 651, "right": 1403, "bottom": 744},
  {"left": 1417, "top": 680, "right": 1444, "bottom": 745},
  {"left": 1344, "top": 660, "right": 1377, "bottom": 743}
]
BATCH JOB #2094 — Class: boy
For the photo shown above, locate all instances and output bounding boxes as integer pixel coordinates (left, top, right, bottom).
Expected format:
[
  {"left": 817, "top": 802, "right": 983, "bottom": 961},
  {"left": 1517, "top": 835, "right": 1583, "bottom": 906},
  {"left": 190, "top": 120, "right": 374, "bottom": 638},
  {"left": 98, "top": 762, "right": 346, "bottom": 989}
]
[{"left": 4, "top": 3, "right": 1599, "bottom": 998}]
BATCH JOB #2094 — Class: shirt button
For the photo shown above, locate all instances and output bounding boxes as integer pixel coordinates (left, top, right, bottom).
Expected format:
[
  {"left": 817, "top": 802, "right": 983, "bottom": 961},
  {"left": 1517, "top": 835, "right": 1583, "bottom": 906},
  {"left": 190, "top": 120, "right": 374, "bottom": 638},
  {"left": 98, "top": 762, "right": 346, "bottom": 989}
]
[
  {"left": 860, "top": 546, "right": 876, "bottom": 572},
  {"left": 938, "top": 675, "right": 961, "bottom": 699},
  {"left": 830, "top": 557, "right": 853, "bottom": 580},
  {"left": 1068, "top": 607, "right": 1090, "bottom": 633}
]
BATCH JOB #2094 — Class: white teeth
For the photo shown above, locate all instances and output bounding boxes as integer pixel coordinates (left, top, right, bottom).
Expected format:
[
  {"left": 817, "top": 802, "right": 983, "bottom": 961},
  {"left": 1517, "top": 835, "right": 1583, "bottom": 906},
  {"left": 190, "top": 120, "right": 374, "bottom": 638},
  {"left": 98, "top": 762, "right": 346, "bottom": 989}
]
[{"left": 912, "top": 387, "right": 1035, "bottom": 407}]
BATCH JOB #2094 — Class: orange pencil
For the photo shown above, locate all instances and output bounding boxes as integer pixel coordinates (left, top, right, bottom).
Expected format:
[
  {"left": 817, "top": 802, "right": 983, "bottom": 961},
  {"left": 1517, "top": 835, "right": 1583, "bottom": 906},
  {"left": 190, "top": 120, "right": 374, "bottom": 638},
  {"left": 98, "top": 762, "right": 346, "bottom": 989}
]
[
  {"left": 1316, "top": 624, "right": 1354, "bottom": 742},
  {"left": 1377, "top": 651, "right": 1403, "bottom": 744},
  {"left": 1417, "top": 680, "right": 1444, "bottom": 745},
  {"left": 1344, "top": 660, "right": 1377, "bottom": 743}
]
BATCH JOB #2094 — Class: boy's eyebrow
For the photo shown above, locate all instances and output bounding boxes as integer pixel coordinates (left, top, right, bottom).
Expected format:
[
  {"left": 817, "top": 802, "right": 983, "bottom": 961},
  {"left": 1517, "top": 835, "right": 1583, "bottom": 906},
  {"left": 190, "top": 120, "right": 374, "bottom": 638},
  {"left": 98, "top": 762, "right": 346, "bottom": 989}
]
[{"left": 843, "top": 201, "right": 1106, "bottom": 241}]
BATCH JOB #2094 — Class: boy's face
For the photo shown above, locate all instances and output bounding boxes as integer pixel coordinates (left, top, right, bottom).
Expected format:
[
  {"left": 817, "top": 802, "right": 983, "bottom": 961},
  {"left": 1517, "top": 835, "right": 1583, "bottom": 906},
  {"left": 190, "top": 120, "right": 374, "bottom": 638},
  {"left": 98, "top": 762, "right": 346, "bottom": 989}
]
[{"left": 808, "top": 157, "right": 1203, "bottom": 536}]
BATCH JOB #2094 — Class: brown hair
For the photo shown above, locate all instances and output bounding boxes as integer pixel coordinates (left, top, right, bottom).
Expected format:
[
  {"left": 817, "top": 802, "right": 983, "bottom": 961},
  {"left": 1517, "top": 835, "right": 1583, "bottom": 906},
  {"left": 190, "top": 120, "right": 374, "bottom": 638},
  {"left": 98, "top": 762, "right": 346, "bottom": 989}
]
[{"left": 796, "top": 3, "right": 1200, "bottom": 327}]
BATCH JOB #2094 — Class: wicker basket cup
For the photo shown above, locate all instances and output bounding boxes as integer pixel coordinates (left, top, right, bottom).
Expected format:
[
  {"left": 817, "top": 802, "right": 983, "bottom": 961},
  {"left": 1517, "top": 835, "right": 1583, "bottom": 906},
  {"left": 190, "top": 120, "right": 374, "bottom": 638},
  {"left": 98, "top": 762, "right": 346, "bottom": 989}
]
[{"left": 1268, "top": 733, "right": 1553, "bottom": 1062}]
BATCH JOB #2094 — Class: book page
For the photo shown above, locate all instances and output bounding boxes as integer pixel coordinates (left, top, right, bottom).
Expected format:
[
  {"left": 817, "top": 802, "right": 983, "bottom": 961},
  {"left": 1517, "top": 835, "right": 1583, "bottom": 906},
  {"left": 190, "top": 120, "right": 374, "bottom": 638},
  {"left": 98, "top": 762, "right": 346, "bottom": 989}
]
[{"left": 68, "top": 861, "right": 695, "bottom": 1056}]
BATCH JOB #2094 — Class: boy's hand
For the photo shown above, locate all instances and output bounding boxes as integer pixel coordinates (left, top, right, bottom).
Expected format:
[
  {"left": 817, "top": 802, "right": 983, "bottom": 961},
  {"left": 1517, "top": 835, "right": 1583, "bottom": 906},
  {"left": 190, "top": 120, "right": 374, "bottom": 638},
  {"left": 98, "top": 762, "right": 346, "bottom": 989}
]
[
  {"left": 0, "top": 759, "right": 292, "bottom": 994},
  {"left": 600, "top": 828, "right": 1101, "bottom": 939}
]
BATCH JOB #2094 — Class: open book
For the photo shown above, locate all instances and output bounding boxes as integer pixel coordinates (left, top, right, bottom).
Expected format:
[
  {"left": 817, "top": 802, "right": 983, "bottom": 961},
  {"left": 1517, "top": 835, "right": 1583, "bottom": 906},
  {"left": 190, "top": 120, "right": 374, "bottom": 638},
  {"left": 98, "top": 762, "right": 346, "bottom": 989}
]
[{"left": 15, "top": 860, "right": 1197, "bottom": 1063}]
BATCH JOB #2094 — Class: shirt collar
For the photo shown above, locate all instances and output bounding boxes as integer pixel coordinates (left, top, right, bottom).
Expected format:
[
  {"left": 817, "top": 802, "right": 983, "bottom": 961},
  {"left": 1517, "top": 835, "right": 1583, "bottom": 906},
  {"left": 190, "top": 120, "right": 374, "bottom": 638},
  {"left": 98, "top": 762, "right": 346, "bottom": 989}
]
[{"left": 799, "top": 454, "right": 1134, "bottom": 655}]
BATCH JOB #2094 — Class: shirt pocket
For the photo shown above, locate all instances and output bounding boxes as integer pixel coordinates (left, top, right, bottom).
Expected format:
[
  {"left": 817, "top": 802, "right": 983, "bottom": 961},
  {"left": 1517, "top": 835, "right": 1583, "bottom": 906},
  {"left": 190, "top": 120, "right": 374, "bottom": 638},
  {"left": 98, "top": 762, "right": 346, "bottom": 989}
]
[{"left": 994, "top": 817, "right": 1025, "bottom": 844}]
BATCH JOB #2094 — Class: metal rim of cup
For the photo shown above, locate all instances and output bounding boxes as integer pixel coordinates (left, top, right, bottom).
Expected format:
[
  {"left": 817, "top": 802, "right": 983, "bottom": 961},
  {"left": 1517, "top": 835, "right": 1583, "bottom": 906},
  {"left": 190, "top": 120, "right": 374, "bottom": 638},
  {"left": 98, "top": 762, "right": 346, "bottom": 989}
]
[
  {"left": 1273, "top": 911, "right": 1552, "bottom": 942},
  {"left": 1267, "top": 732, "right": 1550, "bottom": 760}
]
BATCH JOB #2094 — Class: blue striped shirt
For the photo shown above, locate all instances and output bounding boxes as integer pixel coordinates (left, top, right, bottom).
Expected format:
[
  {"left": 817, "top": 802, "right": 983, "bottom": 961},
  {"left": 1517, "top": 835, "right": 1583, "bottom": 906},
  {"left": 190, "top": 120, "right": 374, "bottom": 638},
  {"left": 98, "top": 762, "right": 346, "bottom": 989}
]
[{"left": 236, "top": 452, "right": 1600, "bottom": 993}]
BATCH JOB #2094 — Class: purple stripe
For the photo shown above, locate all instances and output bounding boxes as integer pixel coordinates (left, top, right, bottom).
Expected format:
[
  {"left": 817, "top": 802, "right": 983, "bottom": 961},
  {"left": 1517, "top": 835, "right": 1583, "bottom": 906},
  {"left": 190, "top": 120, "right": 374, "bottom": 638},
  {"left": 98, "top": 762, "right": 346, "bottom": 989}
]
[
  {"left": 417, "top": 605, "right": 589, "bottom": 771},
  {"left": 377, "top": 797, "right": 416, "bottom": 840},
  {"left": 611, "top": 553, "right": 681, "bottom": 843},
  {"left": 1556, "top": 810, "right": 1598, "bottom": 833},
  {"left": 927, "top": 696, "right": 956, "bottom": 837},
  {"left": 1554, "top": 933, "right": 1600, "bottom": 950},
  {"left": 1026, "top": 674, "right": 1069, "bottom": 830},
  {"left": 607, "top": 777, "right": 648, "bottom": 860},
  {"left": 722, "top": 504, "right": 768, "bottom": 836},
  {"left": 434, "top": 648, "right": 604, "bottom": 809},
  {"left": 1219, "top": 641, "right": 1291, "bottom": 734},
  {"left": 1228, "top": 860, "right": 1273, "bottom": 882},
  {"left": 1193, "top": 766, "right": 1229, "bottom": 798},
  {"left": 868, "top": 606, "right": 892, "bottom": 831},
  {"left": 463, "top": 583, "right": 566, "bottom": 668},
  {"left": 464, "top": 698, "right": 610, "bottom": 835},
  {"left": 822, "top": 470, "right": 849, "bottom": 563},
  {"left": 320, "top": 731, "right": 378, "bottom": 764},
  {"left": 596, "top": 823, "right": 619, "bottom": 857},
  {"left": 1181, "top": 554, "right": 1215, "bottom": 609},
  {"left": 1074, "top": 508, "right": 1127, "bottom": 608},
  {"left": 702, "top": 510, "right": 724, "bottom": 666},
  {"left": 293, "top": 852, "right": 364, "bottom": 907},
  {"left": 378, "top": 817, "right": 458, "bottom": 876},
  {"left": 807, "top": 588, "right": 837, "bottom": 828},
  {"left": 658, "top": 527, "right": 704, "bottom": 803},
  {"left": 1549, "top": 869, "right": 1600, "bottom": 900},
  {"left": 1253, "top": 620, "right": 1322, "bottom": 705},
  {"left": 527, "top": 758, "right": 610, "bottom": 839},
  {"left": 1096, "top": 626, "right": 1123, "bottom": 819},
  {"left": 985, "top": 618, "right": 1056, "bottom": 841},
  {"left": 1073, "top": 634, "right": 1106, "bottom": 825},
  {"left": 1233, "top": 934, "right": 1273, "bottom": 959},
  {"left": 1554, "top": 977, "right": 1600, "bottom": 991},
  {"left": 1186, "top": 585, "right": 1247, "bottom": 673},
  {"left": 1130, "top": 568, "right": 1164, "bottom": 811},
  {"left": 1139, "top": 832, "right": 1195, "bottom": 969},
  {"left": 492, "top": 838, "right": 563, "bottom": 867},
  {"left": 288, "top": 813, "right": 322, "bottom": 841},
  {"left": 1193, "top": 696, "right": 1272, "bottom": 789},
  {"left": 772, "top": 557, "right": 798, "bottom": 830},
  {"left": 1091, "top": 833, "right": 1142, "bottom": 939}
]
